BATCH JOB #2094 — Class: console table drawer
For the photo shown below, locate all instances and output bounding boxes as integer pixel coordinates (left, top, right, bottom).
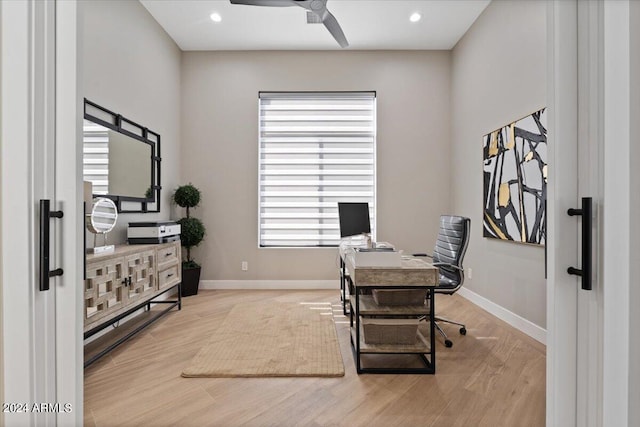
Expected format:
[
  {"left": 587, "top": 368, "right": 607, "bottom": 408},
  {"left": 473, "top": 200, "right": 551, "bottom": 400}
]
[
  {"left": 158, "top": 264, "right": 180, "bottom": 290},
  {"left": 157, "top": 244, "right": 179, "bottom": 268}
]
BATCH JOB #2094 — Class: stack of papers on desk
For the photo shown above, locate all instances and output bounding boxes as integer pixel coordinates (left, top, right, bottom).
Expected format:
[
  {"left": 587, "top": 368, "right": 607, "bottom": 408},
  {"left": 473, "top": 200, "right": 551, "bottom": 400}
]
[{"left": 353, "top": 248, "right": 402, "bottom": 267}]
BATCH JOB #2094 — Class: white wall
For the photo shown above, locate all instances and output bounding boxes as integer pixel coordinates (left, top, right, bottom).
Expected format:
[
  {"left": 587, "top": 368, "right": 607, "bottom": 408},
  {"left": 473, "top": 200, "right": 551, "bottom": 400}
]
[
  {"left": 83, "top": 0, "right": 181, "bottom": 244},
  {"left": 0, "top": 179, "right": 3, "bottom": 426},
  {"left": 181, "top": 51, "right": 451, "bottom": 281},
  {"left": 451, "top": 0, "right": 547, "bottom": 328},
  {"left": 0, "top": 1, "right": 3, "bottom": 418}
]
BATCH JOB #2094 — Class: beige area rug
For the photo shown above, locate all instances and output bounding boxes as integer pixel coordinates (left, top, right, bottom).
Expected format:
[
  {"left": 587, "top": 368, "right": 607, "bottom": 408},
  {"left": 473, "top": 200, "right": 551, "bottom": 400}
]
[{"left": 182, "top": 301, "right": 345, "bottom": 378}]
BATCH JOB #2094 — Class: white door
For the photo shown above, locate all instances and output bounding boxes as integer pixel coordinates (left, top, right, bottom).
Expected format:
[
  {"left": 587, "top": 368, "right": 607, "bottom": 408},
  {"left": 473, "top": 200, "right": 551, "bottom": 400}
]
[
  {"left": 548, "top": 1, "right": 636, "bottom": 425},
  {"left": 1, "top": 1, "right": 82, "bottom": 426}
]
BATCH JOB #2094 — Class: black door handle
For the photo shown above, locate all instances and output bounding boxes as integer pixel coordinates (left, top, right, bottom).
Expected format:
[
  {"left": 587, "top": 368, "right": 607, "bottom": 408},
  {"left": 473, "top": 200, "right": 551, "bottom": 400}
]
[
  {"left": 567, "top": 197, "right": 592, "bottom": 290},
  {"left": 39, "top": 199, "right": 64, "bottom": 291}
]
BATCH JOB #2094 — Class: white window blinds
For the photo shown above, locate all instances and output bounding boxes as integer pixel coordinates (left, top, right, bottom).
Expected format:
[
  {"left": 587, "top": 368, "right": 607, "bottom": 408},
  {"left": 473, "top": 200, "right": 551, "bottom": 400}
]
[
  {"left": 259, "top": 92, "right": 376, "bottom": 247},
  {"left": 83, "top": 119, "right": 109, "bottom": 195}
]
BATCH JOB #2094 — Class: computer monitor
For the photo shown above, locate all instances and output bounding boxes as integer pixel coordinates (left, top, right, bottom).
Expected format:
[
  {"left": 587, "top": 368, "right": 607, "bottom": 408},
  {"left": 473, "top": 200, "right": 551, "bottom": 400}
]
[{"left": 338, "top": 202, "right": 371, "bottom": 238}]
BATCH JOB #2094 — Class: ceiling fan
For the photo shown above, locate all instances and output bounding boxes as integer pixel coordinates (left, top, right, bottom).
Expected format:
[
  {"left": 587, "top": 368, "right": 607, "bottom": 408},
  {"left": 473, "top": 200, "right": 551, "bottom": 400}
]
[{"left": 229, "top": 0, "right": 349, "bottom": 48}]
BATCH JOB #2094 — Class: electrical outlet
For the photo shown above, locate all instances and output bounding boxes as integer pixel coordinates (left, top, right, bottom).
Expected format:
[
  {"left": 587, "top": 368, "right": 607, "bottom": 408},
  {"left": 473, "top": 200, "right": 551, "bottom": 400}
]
[
  {"left": 468, "top": 267, "right": 473, "bottom": 279},
  {"left": 241, "top": 261, "right": 248, "bottom": 271}
]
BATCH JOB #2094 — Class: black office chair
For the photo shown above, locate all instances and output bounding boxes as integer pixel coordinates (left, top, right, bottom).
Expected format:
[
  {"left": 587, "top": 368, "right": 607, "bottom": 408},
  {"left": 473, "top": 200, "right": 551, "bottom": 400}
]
[{"left": 414, "top": 215, "right": 471, "bottom": 348}]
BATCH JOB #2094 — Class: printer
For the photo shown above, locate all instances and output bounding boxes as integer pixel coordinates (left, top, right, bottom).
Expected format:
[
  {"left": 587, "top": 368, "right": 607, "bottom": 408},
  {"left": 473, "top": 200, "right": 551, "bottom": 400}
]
[{"left": 127, "top": 220, "right": 181, "bottom": 244}]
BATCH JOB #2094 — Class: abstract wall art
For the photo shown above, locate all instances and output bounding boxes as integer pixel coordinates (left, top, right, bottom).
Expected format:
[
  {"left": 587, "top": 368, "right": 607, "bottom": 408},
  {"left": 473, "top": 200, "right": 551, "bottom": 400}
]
[{"left": 483, "top": 108, "right": 547, "bottom": 245}]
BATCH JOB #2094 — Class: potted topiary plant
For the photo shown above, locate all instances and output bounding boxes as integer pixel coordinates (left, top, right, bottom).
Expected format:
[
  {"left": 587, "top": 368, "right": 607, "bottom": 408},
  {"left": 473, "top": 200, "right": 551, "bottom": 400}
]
[{"left": 173, "top": 184, "right": 206, "bottom": 296}]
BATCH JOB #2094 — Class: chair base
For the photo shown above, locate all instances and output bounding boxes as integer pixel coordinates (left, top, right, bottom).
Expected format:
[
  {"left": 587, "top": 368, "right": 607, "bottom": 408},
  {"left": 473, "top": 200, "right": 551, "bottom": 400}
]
[{"left": 431, "top": 316, "right": 467, "bottom": 348}]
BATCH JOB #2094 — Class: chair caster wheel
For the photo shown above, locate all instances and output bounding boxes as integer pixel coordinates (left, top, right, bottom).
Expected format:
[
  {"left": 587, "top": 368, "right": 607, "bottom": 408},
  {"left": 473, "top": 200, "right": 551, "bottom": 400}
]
[
  {"left": 445, "top": 339, "right": 453, "bottom": 348},
  {"left": 460, "top": 327, "right": 467, "bottom": 335}
]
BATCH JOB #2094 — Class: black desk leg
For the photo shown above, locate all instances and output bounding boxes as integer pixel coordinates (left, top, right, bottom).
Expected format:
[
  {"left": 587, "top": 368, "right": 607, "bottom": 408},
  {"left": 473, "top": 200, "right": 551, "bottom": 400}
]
[
  {"left": 429, "top": 288, "right": 436, "bottom": 373},
  {"left": 355, "top": 291, "right": 362, "bottom": 373}
]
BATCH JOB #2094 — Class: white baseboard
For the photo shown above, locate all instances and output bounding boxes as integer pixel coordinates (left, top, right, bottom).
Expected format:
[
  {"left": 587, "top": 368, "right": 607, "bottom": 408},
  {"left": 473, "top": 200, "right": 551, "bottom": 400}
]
[
  {"left": 457, "top": 287, "right": 547, "bottom": 345},
  {"left": 200, "top": 280, "right": 336, "bottom": 290}
]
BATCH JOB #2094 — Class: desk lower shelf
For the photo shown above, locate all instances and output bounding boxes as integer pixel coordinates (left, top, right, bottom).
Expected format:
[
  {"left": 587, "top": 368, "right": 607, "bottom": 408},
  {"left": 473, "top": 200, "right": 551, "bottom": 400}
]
[
  {"left": 349, "top": 295, "right": 429, "bottom": 316},
  {"left": 350, "top": 322, "right": 431, "bottom": 354}
]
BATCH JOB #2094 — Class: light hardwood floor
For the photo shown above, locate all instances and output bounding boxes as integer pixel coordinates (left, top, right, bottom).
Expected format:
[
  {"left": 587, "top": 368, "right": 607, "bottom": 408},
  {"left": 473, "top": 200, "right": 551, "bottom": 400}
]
[{"left": 84, "top": 289, "right": 545, "bottom": 426}]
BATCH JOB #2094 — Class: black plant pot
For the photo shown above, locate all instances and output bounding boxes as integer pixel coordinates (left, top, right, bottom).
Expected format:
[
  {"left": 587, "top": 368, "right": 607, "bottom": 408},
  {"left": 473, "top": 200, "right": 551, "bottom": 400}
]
[{"left": 181, "top": 265, "right": 201, "bottom": 297}]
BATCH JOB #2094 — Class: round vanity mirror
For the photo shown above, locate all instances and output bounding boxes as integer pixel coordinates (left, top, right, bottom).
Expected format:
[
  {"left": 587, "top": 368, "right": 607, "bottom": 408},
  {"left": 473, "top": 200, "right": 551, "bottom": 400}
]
[
  {"left": 87, "top": 197, "right": 118, "bottom": 254},
  {"left": 87, "top": 197, "right": 118, "bottom": 234}
]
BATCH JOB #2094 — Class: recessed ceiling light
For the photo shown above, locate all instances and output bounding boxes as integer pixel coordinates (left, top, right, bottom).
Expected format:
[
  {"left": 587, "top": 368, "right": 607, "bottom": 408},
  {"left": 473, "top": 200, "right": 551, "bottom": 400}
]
[
  {"left": 210, "top": 12, "right": 222, "bottom": 23},
  {"left": 409, "top": 12, "right": 422, "bottom": 23}
]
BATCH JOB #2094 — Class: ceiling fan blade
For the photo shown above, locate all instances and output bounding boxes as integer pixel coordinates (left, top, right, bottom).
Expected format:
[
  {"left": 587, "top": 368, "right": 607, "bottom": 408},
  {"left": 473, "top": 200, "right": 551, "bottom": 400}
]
[
  {"left": 230, "top": 0, "right": 295, "bottom": 7},
  {"left": 323, "top": 10, "right": 349, "bottom": 48}
]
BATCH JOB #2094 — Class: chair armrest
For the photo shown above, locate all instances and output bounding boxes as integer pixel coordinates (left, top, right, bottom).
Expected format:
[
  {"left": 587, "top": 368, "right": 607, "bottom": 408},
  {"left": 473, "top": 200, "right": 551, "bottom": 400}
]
[
  {"left": 431, "top": 262, "right": 464, "bottom": 272},
  {"left": 412, "top": 253, "right": 433, "bottom": 258}
]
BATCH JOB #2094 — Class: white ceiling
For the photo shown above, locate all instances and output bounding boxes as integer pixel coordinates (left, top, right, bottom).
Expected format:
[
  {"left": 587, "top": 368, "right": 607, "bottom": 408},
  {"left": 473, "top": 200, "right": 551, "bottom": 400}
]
[{"left": 140, "top": 0, "right": 491, "bottom": 51}]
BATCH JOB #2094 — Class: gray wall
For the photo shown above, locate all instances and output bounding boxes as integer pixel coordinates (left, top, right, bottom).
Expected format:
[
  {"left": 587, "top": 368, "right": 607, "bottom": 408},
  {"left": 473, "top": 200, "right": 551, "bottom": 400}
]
[
  {"left": 450, "top": 0, "right": 547, "bottom": 328},
  {"left": 181, "top": 51, "right": 451, "bottom": 281},
  {"left": 83, "top": 0, "right": 181, "bottom": 244},
  {"left": 630, "top": 0, "right": 640, "bottom": 423}
]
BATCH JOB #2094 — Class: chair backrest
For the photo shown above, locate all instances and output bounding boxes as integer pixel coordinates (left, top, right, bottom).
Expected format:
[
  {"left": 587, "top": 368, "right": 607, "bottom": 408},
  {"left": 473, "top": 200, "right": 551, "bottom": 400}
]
[{"left": 432, "top": 215, "right": 471, "bottom": 292}]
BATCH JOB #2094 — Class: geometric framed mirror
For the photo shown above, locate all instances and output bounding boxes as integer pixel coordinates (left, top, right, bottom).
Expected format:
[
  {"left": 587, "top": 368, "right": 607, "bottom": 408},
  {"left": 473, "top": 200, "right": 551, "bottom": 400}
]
[{"left": 83, "top": 98, "right": 161, "bottom": 213}]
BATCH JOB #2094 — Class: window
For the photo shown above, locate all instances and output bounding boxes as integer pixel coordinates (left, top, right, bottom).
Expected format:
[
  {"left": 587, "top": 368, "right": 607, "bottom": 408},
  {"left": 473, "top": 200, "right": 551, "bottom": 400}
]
[{"left": 259, "top": 92, "right": 376, "bottom": 247}]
